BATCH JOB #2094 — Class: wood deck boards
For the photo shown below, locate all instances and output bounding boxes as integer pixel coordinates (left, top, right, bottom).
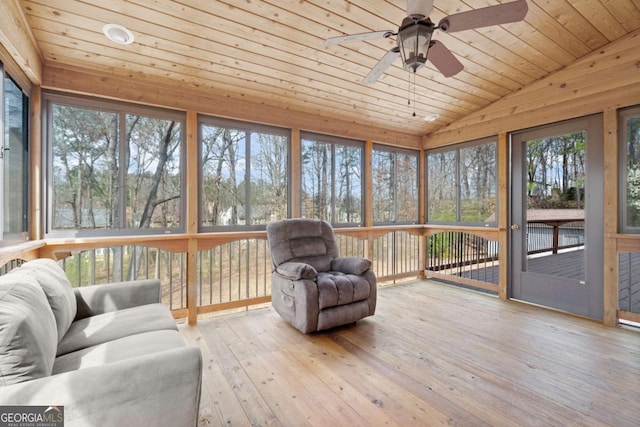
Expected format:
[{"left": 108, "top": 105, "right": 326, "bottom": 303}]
[
  {"left": 459, "top": 249, "right": 640, "bottom": 313},
  {"left": 180, "top": 280, "right": 640, "bottom": 427}
]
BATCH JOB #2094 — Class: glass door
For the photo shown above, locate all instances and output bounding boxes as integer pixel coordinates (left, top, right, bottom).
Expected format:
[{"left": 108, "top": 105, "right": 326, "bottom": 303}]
[{"left": 510, "top": 116, "right": 604, "bottom": 319}]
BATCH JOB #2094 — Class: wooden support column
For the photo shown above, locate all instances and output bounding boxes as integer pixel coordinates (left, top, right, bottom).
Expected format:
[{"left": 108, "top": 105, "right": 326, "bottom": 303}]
[
  {"left": 418, "top": 148, "right": 426, "bottom": 279},
  {"left": 186, "top": 111, "right": 198, "bottom": 325},
  {"left": 602, "top": 109, "right": 619, "bottom": 326},
  {"left": 364, "top": 140, "right": 374, "bottom": 259},
  {"left": 29, "top": 85, "right": 42, "bottom": 241},
  {"left": 290, "top": 128, "right": 301, "bottom": 218},
  {"left": 497, "top": 132, "right": 509, "bottom": 300}
]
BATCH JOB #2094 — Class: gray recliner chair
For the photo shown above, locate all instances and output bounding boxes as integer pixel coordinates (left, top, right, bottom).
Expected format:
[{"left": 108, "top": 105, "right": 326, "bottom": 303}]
[{"left": 266, "top": 218, "right": 376, "bottom": 333}]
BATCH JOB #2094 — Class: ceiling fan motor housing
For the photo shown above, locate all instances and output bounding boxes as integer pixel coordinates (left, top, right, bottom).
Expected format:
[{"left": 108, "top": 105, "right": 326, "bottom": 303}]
[{"left": 398, "top": 17, "right": 435, "bottom": 72}]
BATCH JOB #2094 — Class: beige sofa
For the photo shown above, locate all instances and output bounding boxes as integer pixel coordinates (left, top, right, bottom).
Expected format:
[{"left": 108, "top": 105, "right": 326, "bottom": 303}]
[{"left": 0, "top": 258, "right": 202, "bottom": 427}]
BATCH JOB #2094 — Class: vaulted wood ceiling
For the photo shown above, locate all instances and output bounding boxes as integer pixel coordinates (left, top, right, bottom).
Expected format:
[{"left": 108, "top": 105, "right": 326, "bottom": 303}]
[{"left": 19, "top": 0, "right": 640, "bottom": 137}]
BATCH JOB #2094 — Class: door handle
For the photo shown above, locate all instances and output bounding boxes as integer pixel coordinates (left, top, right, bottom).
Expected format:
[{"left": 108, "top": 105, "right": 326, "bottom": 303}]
[{"left": 510, "top": 224, "right": 520, "bottom": 230}]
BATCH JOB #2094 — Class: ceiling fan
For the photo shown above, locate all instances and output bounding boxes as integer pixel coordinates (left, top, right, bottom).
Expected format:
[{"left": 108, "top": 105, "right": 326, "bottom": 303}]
[{"left": 324, "top": 0, "right": 529, "bottom": 84}]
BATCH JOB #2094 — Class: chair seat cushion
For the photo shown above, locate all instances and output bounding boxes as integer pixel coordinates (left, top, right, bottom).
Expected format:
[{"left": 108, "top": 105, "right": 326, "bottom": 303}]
[
  {"left": 317, "top": 271, "right": 371, "bottom": 310},
  {"left": 57, "top": 303, "right": 178, "bottom": 356}
]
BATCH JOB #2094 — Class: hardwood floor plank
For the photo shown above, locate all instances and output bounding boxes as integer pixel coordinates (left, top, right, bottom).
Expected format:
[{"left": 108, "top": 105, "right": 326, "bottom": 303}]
[
  {"left": 180, "top": 323, "right": 252, "bottom": 427},
  {"left": 199, "top": 322, "right": 281, "bottom": 426},
  {"left": 186, "top": 280, "right": 640, "bottom": 427}
]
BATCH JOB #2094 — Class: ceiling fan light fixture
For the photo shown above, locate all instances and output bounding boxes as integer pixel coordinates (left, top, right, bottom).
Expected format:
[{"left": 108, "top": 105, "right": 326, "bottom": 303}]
[
  {"left": 102, "top": 24, "right": 134, "bottom": 45},
  {"left": 424, "top": 113, "right": 439, "bottom": 122},
  {"left": 397, "top": 18, "right": 433, "bottom": 73}
]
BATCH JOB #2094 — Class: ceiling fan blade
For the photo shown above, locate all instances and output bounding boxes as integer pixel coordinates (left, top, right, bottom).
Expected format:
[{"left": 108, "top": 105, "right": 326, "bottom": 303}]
[
  {"left": 324, "top": 30, "right": 395, "bottom": 47},
  {"left": 406, "top": 0, "right": 434, "bottom": 18},
  {"left": 427, "top": 41, "right": 464, "bottom": 77},
  {"left": 362, "top": 47, "right": 400, "bottom": 84},
  {"left": 438, "top": 0, "right": 528, "bottom": 33}
]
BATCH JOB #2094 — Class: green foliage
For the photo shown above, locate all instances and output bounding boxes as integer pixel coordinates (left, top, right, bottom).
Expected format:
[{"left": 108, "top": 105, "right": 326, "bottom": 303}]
[
  {"left": 428, "top": 232, "right": 455, "bottom": 259},
  {"left": 526, "top": 132, "right": 586, "bottom": 209}
]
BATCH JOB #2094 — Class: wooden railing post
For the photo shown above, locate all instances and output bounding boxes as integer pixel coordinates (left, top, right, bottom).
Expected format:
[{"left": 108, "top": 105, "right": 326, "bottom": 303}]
[
  {"left": 186, "top": 111, "right": 199, "bottom": 325},
  {"left": 498, "top": 132, "right": 509, "bottom": 300},
  {"left": 419, "top": 148, "right": 427, "bottom": 279},
  {"left": 603, "top": 109, "right": 619, "bottom": 326}
]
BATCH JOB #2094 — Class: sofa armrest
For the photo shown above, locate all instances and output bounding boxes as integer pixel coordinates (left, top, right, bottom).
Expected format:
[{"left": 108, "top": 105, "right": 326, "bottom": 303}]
[
  {"left": 274, "top": 261, "right": 318, "bottom": 280},
  {"left": 74, "top": 279, "right": 161, "bottom": 320},
  {"left": 331, "top": 257, "right": 371, "bottom": 275},
  {"left": 0, "top": 346, "right": 202, "bottom": 427}
]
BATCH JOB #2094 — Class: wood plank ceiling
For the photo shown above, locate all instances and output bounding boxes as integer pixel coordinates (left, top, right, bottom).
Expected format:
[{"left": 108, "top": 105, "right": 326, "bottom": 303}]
[{"left": 19, "top": 0, "right": 640, "bottom": 138}]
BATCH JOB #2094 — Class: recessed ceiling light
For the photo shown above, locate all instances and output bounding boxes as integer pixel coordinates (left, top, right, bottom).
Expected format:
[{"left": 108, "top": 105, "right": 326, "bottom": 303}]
[
  {"left": 102, "top": 24, "right": 134, "bottom": 45},
  {"left": 424, "top": 113, "right": 439, "bottom": 122}
]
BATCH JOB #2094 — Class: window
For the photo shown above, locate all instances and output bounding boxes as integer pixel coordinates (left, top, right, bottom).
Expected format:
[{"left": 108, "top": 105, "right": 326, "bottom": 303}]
[
  {"left": 621, "top": 106, "right": 640, "bottom": 232},
  {"left": 372, "top": 145, "right": 419, "bottom": 224},
  {"left": 1, "top": 68, "right": 29, "bottom": 243},
  {"left": 427, "top": 138, "right": 497, "bottom": 224},
  {"left": 301, "top": 132, "right": 363, "bottom": 225},
  {"left": 199, "top": 116, "right": 289, "bottom": 229},
  {"left": 46, "top": 94, "right": 184, "bottom": 235}
]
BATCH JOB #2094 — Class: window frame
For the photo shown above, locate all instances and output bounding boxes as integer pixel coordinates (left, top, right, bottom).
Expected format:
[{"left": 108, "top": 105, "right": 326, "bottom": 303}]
[
  {"left": 43, "top": 91, "right": 187, "bottom": 237},
  {"left": 300, "top": 131, "right": 364, "bottom": 227},
  {"left": 372, "top": 143, "right": 420, "bottom": 225},
  {"left": 620, "top": 105, "right": 640, "bottom": 234},
  {"left": 426, "top": 136, "right": 498, "bottom": 226},
  {"left": 198, "top": 114, "right": 291, "bottom": 232}
]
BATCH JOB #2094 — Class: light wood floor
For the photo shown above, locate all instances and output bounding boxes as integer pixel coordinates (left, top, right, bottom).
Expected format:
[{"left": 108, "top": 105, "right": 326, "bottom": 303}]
[{"left": 180, "top": 280, "right": 640, "bottom": 427}]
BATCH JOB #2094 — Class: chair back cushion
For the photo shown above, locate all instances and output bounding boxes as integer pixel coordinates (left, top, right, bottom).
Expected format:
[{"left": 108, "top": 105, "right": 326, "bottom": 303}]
[
  {"left": 18, "top": 259, "right": 77, "bottom": 343},
  {"left": 0, "top": 271, "right": 58, "bottom": 386},
  {"left": 267, "top": 219, "right": 338, "bottom": 272}
]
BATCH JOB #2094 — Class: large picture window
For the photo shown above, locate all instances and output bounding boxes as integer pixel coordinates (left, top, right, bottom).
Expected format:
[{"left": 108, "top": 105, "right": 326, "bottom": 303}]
[
  {"left": 46, "top": 94, "right": 184, "bottom": 235},
  {"left": 621, "top": 106, "right": 640, "bottom": 232},
  {"left": 301, "top": 132, "right": 363, "bottom": 225},
  {"left": 199, "top": 116, "right": 289, "bottom": 229},
  {"left": 1, "top": 70, "right": 29, "bottom": 243},
  {"left": 427, "top": 138, "right": 497, "bottom": 225},
  {"left": 372, "top": 145, "right": 419, "bottom": 224}
]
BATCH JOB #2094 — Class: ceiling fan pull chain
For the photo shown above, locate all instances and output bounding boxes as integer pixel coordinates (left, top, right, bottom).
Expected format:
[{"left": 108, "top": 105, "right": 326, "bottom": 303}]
[
  {"left": 407, "top": 71, "right": 411, "bottom": 108},
  {"left": 412, "top": 71, "right": 417, "bottom": 117}
]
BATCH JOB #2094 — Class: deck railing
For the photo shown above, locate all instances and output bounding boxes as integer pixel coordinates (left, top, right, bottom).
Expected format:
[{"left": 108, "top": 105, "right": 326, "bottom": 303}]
[
  {"left": 618, "top": 252, "right": 640, "bottom": 315},
  {"left": 527, "top": 221, "right": 584, "bottom": 254},
  {"left": 11, "top": 220, "right": 633, "bottom": 324},
  {"left": 425, "top": 230, "right": 500, "bottom": 294},
  {"left": 3, "top": 226, "right": 429, "bottom": 321}
]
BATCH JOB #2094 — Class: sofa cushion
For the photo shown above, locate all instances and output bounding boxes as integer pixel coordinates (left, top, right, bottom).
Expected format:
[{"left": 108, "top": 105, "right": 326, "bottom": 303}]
[
  {"left": 0, "top": 272, "right": 58, "bottom": 386},
  {"left": 18, "top": 258, "right": 77, "bottom": 343},
  {"left": 317, "top": 271, "right": 371, "bottom": 310},
  {"left": 56, "top": 303, "right": 178, "bottom": 356},
  {"left": 52, "top": 329, "right": 187, "bottom": 374}
]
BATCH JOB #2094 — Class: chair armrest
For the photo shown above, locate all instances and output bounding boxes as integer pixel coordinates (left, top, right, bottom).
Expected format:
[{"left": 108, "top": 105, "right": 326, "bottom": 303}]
[
  {"left": 0, "top": 346, "right": 202, "bottom": 427},
  {"left": 331, "top": 257, "right": 372, "bottom": 275},
  {"left": 74, "top": 279, "right": 161, "bottom": 320},
  {"left": 274, "top": 261, "right": 318, "bottom": 280}
]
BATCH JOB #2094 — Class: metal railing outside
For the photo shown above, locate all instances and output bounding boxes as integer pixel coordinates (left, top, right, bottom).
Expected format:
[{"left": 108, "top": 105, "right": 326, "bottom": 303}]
[
  {"left": 426, "top": 231, "right": 499, "bottom": 292},
  {"left": 619, "top": 252, "right": 640, "bottom": 314},
  {"left": 527, "top": 221, "right": 584, "bottom": 254}
]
